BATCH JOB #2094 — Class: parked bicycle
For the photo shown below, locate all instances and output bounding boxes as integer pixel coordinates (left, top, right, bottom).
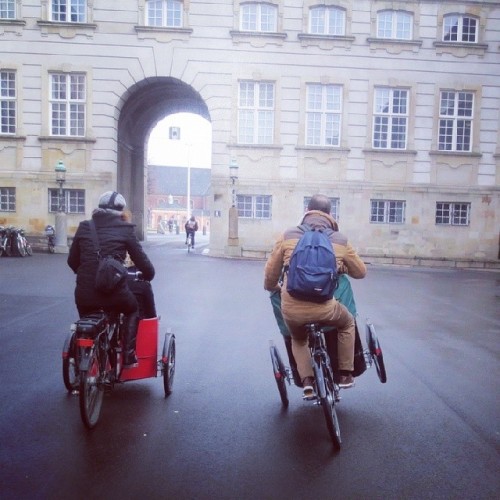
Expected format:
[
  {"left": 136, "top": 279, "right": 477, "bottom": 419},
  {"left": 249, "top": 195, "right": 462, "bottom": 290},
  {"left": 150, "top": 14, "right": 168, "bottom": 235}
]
[
  {"left": 0, "top": 226, "right": 32, "bottom": 257},
  {"left": 45, "top": 225, "right": 55, "bottom": 253},
  {"left": 0, "top": 226, "right": 13, "bottom": 257},
  {"left": 12, "top": 227, "right": 33, "bottom": 257}
]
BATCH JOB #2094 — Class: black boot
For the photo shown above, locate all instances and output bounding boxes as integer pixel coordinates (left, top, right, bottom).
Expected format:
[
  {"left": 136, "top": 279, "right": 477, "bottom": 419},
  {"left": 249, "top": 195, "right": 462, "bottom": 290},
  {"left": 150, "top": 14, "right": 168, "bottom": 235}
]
[{"left": 122, "top": 312, "right": 140, "bottom": 367}]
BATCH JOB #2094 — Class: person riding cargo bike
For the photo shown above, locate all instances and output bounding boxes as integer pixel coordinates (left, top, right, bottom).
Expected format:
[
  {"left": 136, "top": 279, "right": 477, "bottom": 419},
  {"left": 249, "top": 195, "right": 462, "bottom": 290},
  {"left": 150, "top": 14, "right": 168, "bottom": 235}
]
[{"left": 264, "top": 194, "right": 367, "bottom": 398}]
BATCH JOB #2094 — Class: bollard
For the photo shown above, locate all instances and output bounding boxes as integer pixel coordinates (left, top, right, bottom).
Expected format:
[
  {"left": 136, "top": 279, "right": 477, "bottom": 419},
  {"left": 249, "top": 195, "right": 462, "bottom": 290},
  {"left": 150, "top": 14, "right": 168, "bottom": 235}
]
[
  {"left": 176, "top": 225, "right": 180, "bottom": 235},
  {"left": 203, "top": 225, "right": 206, "bottom": 235}
]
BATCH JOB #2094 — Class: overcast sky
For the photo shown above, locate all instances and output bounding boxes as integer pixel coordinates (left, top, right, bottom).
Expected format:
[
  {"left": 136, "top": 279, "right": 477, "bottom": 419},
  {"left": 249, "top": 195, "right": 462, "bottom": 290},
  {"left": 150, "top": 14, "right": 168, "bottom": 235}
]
[{"left": 147, "top": 113, "right": 212, "bottom": 168}]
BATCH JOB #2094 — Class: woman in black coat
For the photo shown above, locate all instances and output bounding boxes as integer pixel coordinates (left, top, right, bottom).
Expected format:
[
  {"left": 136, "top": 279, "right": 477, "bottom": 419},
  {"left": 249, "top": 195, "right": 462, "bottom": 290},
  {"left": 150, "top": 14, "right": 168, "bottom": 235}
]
[{"left": 67, "top": 191, "right": 155, "bottom": 367}]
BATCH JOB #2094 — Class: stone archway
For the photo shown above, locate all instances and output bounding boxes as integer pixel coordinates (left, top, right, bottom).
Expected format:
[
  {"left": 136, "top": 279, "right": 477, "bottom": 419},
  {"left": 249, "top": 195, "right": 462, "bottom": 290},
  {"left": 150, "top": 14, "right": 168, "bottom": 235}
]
[{"left": 117, "top": 77, "right": 210, "bottom": 239}]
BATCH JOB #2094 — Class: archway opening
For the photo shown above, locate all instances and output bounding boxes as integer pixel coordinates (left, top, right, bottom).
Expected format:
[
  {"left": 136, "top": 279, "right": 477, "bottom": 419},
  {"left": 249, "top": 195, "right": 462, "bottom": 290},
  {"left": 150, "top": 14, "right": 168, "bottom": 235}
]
[
  {"left": 117, "top": 77, "right": 210, "bottom": 239},
  {"left": 147, "top": 112, "right": 212, "bottom": 235}
]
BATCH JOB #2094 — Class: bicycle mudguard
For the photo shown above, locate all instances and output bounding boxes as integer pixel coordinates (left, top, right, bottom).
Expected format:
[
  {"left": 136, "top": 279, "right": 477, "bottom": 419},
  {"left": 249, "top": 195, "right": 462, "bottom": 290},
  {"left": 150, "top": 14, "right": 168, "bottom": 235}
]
[{"left": 75, "top": 313, "right": 107, "bottom": 337}]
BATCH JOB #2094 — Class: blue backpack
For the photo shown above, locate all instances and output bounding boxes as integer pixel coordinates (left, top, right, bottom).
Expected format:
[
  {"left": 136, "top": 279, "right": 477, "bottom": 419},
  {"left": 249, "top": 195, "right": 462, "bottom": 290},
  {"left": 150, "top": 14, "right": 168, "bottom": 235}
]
[{"left": 286, "top": 224, "right": 338, "bottom": 303}]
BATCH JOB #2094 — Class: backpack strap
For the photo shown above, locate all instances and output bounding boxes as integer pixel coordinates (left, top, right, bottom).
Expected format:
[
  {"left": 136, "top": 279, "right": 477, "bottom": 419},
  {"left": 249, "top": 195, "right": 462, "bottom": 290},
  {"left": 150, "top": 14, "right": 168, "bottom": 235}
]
[{"left": 89, "top": 220, "right": 102, "bottom": 260}]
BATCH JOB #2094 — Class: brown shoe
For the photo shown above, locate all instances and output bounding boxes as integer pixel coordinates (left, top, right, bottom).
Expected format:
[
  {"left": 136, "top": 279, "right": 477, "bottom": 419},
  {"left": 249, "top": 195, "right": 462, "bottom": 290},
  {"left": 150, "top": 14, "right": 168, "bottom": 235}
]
[
  {"left": 302, "top": 376, "right": 316, "bottom": 399},
  {"left": 338, "top": 374, "right": 354, "bottom": 389}
]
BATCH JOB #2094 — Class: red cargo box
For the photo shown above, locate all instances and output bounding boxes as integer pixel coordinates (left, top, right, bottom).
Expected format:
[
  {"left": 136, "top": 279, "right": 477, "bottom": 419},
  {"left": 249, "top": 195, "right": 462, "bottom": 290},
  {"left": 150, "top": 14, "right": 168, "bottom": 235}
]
[{"left": 120, "top": 317, "right": 159, "bottom": 381}]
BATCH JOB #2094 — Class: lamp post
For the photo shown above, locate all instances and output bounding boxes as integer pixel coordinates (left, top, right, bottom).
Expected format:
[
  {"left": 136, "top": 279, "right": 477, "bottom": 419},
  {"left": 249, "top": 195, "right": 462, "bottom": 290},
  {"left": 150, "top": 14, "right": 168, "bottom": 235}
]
[
  {"left": 227, "top": 158, "right": 239, "bottom": 251},
  {"left": 54, "top": 160, "right": 68, "bottom": 253}
]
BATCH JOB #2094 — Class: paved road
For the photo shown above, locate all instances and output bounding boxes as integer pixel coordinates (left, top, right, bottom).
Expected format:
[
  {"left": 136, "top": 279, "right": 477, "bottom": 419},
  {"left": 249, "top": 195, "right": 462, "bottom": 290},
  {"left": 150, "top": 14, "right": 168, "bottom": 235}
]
[{"left": 1, "top": 237, "right": 499, "bottom": 499}]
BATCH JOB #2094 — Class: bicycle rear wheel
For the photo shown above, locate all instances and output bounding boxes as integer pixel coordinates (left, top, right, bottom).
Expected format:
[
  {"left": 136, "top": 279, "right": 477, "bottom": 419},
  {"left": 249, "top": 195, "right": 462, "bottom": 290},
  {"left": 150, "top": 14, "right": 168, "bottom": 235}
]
[
  {"left": 26, "top": 241, "right": 33, "bottom": 256},
  {"left": 366, "top": 323, "right": 387, "bottom": 383},
  {"left": 270, "top": 343, "right": 289, "bottom": 408},
  {"left": 314, "top": 360, "right": 341, "bottom": 449},
  {"left": 79, "top": 349, "right": 104, "bottom": 429}
]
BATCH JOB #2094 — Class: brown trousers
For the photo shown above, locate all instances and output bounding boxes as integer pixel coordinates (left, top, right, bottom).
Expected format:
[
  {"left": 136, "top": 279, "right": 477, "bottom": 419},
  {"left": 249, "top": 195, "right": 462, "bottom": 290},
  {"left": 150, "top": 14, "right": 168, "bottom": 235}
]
[{"left": 283, "top": 300, "right": 355, "bottom": 381}]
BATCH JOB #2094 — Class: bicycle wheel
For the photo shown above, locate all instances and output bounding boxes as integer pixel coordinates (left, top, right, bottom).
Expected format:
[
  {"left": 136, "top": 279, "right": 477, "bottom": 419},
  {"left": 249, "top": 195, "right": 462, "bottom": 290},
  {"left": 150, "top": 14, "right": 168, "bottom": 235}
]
[
  {"left": 269, "top": 344, "right": 289, "bottom": 408},
  {"left": 314, "top": 359, "right": 341, "bottom": 449},
  {"left": 79, "top": 348, "right": 104, "bottom": 429},
  {"left": 366, "top": 323, "right": 387, "bottom": 383},
  {"left": 25, "top": 241, "right": 33, "bottom": 256},
  {"left": 62, "top": 333, "right": 79, "bottom": 392},
  {"left": 16, "top": 236, "right": 26, "bottom": 257},
  {"left": 162, "top": 332, "right": 176, "bottom": 397}
]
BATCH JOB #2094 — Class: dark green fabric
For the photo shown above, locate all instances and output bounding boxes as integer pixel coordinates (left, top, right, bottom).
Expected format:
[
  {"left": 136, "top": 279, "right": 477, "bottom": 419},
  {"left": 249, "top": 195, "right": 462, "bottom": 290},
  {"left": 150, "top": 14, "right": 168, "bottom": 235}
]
[{"left": 269, "top": 274, "right": 357, "bottom": 338}]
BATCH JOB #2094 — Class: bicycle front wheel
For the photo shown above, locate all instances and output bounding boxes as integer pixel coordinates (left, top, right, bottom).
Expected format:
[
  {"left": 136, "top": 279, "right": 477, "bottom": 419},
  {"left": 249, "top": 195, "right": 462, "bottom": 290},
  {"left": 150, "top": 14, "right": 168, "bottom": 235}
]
[
  {"left": 314, "top": 360, "right": 341, "bottom": 449},
  {"left": 16, "top": 236, "right": 26, "bottom": 257},
  {"left": 26, "top": 241, "right": 33, "bottom": 256},
  {"left": 79, "top": 349, "right": 104, "bottom": 429}
]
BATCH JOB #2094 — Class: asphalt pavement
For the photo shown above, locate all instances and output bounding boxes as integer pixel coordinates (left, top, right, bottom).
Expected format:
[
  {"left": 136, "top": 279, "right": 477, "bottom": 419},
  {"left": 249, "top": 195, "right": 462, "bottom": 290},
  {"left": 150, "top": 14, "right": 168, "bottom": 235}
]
[{"left": 0, "top": 238, "right": 499, "bottom": 499}]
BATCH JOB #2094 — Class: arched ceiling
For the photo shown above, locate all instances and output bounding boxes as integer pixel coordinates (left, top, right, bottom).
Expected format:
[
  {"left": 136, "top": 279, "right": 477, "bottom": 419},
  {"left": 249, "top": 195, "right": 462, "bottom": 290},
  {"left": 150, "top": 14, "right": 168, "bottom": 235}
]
[{"left": 118, "top": 77, "right": 211, "bottom": 148}]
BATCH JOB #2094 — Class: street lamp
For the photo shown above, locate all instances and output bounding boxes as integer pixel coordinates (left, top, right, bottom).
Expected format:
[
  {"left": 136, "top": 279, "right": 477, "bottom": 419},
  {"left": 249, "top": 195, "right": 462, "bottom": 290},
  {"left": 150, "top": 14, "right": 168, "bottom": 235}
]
[
  {"left": 229, "top": 158, "right": 239, "bottom": 207},
  {"left": 227, "top": 158, "right": 239, "bottom": 252},
  {"left": 54, "top": 160, "right": 68, "bottom": 253},
  {"left": 55, "top": 160, "right": 66, "bottom": 212}
]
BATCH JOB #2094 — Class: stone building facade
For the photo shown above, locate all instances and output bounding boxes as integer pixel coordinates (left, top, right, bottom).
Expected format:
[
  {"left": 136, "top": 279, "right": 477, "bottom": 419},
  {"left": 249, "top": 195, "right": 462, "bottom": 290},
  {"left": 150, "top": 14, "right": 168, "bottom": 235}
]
[{"left": 0, "top": 1, "right": 499, "bottom": 263}]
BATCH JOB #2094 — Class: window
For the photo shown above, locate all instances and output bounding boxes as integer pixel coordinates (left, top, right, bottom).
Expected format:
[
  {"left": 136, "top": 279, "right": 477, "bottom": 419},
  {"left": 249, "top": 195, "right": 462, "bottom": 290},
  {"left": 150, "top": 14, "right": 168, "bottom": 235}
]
[
  {"left": 303, "top": 196, "right": 340, "bottom": 221},
  {"left": 49, "top": 189, "right": 85, "bottom": 213},
  {"left": 373, "top": 88, "right": 408, "bottom": 149},
  {"left": 0, "top": 70, "right": 16, "bottom": 134},
  {"left": 370, "top": 200, "right": 405, "bottom": 224},
  {"left": 309, "top": 6, "right": 345, "bottom": 36},
  {"left": 236, "top": 195, "right": 272, "bottom": 219},
  {"left": 238, "top": 81, "right": 274, "bottom": 145},
  {"left": 438, "top": 91, "right": 473, "bottom": 152},
  {"left": 443, "top": 14, "right": 477, "bottom": 43},
  {"left": 51, "top": 0, "right": 86, "bottom": 23},
  {"left": 435, "top": 202, "right": 470, "bottom": 226},
  {"left": 306, "top": 84, "right": 342, "bottom": 147},
  {"left": 377, "top": 10, "right": 412, "bottom": 40},
  {"left": 0, "top": 187, "right": 15, "bottom": 211},
  {"left": 0, "top": 0, "right": 15, "bottom": 19},
  {"left": 146, "top": 0, "right": 182, "bottom": 28},
  {"left": 240, "top": 2, "right": 277, "bottom": 32},
  {"left": 50, "top": 73, "right": 86, "bottom": 137}
]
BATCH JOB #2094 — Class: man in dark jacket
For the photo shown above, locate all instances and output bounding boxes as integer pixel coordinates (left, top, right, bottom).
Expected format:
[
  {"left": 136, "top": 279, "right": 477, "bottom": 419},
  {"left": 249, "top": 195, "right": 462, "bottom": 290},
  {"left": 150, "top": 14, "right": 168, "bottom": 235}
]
[
  {"left": 67, "top": 191, "right": 155, "bottom": 367},
  {"left": 184, "top": 215, "right": 198, "bottom": 248}
]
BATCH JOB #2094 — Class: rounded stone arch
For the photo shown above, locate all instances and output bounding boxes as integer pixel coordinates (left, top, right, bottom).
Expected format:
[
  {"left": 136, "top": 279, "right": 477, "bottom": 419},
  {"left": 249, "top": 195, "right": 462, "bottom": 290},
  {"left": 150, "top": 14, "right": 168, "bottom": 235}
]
[{"left": 117, "top": 77, "right": 210, "bottom": 239}]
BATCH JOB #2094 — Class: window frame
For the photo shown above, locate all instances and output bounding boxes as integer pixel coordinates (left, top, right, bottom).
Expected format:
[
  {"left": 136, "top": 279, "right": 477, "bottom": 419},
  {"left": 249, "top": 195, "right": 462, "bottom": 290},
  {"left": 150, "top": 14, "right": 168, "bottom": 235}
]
[
  {"left": 237, "top": 80, "right": 275, "bottom": 145},
  {"left": 443, "top": 14, "right": 478, "bottom": 43},
  {"left": 48, "top": 188, "right": 85, "bottom": 214},
  {"left": 370, "top": 199, "right": 406, "bottom": 224},
  {"left": 236, "top": 194, "right": 272, "bottom": 219},
  {"left": 372, "top": 87, "right": 409, "bottom": 150},
  {"left": 308, "top": 5, "right": 346, "bottom": 36},
  {"left": 0, "top": 70, "right": 16, "bottom": 135},
  {"left": 240, "top": 2, "right": 278, "bottom": 33},
  {"left": 435, "top": 202, "right": 471, "bottom": 226},
  {"left": 376, "top": 10, "right": 413, "bottom": 40},
  {"left": 49, "top": 72, "right": 86, "bottom": 137},
  {"left": 145, "top": 0, "right": 183, "bottom": 28},
  {"left": 0, "top": 187, "right": 15, "bottom": 212},
  {"left": 305, "top": 83, "right": 342, "bottom": 147},
  {"left": 0, "top": 0, "right": 15, "bottom": 19},
  {"left": 438, "top": 90, "right": 474, "bottom": 152},
  {"left": 50, "top": 0, "right": 86, "bottom": 23}
]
